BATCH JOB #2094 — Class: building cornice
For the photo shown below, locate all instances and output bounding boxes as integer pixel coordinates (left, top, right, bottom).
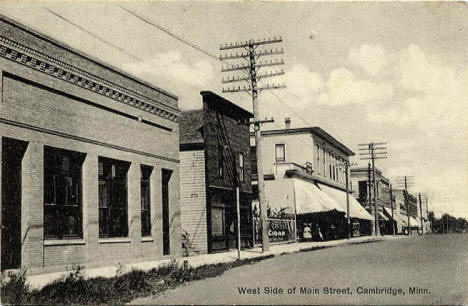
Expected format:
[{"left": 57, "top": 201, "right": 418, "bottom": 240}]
[{"left": 0, "top": 35, "right": 180, "bottom": 122}]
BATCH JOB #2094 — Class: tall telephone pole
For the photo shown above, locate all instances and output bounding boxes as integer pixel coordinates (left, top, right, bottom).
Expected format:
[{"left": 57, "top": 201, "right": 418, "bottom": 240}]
[
  {"left": 337, "top": 161, "right": 357, "bottom": 239},
  {"left": 366, "top": 162, "right": 374, "bottom": 235},
  {"left": 220, "top": 37, "right": 286, "bottom": 252},
  {"left": 389, "top": 184, "right": 395, "bottom": 235},
  {"left": 418, "top": 193, "right": 424, "bottom": 235},
  {"left": 396, "top": 176, "right": 414, "bottom": 235},
  {"left": 359, "top": 142, "right": 387, "bottom": 236}
]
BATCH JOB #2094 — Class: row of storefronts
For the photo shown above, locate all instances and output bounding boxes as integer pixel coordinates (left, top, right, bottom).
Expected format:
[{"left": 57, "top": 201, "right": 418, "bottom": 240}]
[{"left": 1, "top": 14, "right": 430, "bottom": 276}]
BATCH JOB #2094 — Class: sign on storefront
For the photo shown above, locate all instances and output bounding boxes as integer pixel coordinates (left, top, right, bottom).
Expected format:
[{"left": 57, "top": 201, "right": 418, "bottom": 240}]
[{"left": 268, "top": 218, "right": 294, "bottom": 242}]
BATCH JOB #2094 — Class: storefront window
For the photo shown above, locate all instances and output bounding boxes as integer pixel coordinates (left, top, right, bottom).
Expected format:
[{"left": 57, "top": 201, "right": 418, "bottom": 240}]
[
  {"left": 44, "top": 146, "right": 85, "bottom": 239},
  {"left": 98, "top": 157, "right": 130, "bottom": 238},
  {"left": 141, "top": 165, "right": 153, "bottom": 237}
]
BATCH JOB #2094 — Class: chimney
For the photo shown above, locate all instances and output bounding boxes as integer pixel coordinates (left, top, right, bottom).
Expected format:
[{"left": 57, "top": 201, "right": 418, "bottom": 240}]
[{"left": 285, "top": 117, "right": 291, "bottom": 129}]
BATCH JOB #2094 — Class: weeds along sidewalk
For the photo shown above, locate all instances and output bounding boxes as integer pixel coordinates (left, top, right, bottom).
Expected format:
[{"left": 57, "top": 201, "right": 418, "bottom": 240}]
[{"left": 1, "top": 235, "right": 402, "bottom": 305}]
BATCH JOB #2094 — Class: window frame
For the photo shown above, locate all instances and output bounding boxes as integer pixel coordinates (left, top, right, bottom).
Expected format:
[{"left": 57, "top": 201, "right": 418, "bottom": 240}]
[
  {"left": 44, "top": 146, "right": 84, "bottom": 240},
  {"left": 98, "top": 157, "right": 130, "bottom": 238},
  {"left": 218, "top": 143, "right": 224, "bottom": 178},
  {"left": 140, "top": 165, "right": 153, "bottom": 237},
  {"left": 237, "top": 152, "right": 244, "bottom": 183},
  {"left": 275, "top": 144, "right": 285, "bottom": 163}
]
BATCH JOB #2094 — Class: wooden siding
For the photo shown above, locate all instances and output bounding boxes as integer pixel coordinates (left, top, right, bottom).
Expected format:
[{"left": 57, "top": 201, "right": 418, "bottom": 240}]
[{"left": 180, "top": 150, "right": 208, "bottom": 254}]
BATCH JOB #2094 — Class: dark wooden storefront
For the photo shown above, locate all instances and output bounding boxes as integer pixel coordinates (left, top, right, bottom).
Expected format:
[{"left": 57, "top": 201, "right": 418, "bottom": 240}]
[{"left": 207, "top": 188, "right": 253, "bottom": 253}]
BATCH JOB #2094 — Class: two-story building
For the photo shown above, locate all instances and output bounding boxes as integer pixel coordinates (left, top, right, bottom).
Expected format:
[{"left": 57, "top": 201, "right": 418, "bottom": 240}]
[
  {"left": 179, "top": 91, "right": 253, "bottom": 254},
  {"left": 350, "top": 167, "right": 397, "bottom": 234},
  {"left": 251, "top": 119, "right": 373, "bottom": 242},
  {"left": 0, "top": 15, "right": 181, "bottom": 274},
  {"left": 393, "top": 189, "right": 421, "bottom": 234}
]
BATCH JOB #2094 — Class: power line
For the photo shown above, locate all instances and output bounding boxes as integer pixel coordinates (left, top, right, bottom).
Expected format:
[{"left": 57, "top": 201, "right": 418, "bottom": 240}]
[
  {"left": 43, "top": 7, "right": 142, "bottom": 62},
  {"left": 119, "top": 5, "right": 219, "bottom": 61},
  {"left": 119, "top": 6, "right": 309, "bottom": 129}
]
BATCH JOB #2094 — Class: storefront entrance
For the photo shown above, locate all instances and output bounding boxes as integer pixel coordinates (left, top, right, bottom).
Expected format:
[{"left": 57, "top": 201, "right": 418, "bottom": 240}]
[
  {"left": 1, "top": 137, "right": 27, "bottom": 271},
  {"left": 208, "top": 190, "right": 253, "bottom": 253}
]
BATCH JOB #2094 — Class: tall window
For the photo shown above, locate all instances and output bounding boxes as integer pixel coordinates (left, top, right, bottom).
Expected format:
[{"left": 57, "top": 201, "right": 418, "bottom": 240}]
[
  {"left": 316, "top": 145, "right": 320, "bottom": 174},
  {"left": 218, "top": 143, "right": 224, "bottom": 178},
  {"left": 98, "top": 157, "right": 130, "bottom": 238},
  {"left": 44, "top": 146, "right": 85, "bottom": 239},
  {"left": 237, "top": 153, "right": 244, "bottom": 183},
  {"left": 141, "top": 165, "right": 153, "bottom": 237},
  {"left": 332, "top": 155, "right": 336, "bottom": 180},
  {"left": 275, "top": 144, "right": 285, "bottom": 163},
  {"left": 322, "top": 148, "right": 326, "bottom": 175}
]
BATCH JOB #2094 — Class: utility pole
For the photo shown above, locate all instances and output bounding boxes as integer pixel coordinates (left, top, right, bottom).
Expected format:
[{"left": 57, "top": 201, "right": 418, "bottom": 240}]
[
  {"left": 426, "top": 197, "right": 430, "bottom": 233},
  {"left": 418, "top": 193, "right": 424, "bottom": 235},
  {"left": 390, "top": 184, "right": 395, "bottom": 235},
  {"left": 359, "top": 142, "right": 387, "bottom": 236},
  {"left": 367, "top": 162, "right": 374, "bottom": 235},
  {"left": 337, "top": 161, "right": 356, "bottom": 239},
  {"left": 396, "top": 176, "right": 414, "bottom": 235},
  {"left": 220, "top": 37, "right": 285, "bottom": 252}
]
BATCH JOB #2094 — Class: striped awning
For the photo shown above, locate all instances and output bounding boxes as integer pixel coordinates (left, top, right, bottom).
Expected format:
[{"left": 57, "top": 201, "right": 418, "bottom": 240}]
[
  {"left": 410, "top": 217, "right": 421, "bottom": 228},
  {"left": 294, "top": 179, "right": 345, "bottom": 214},
  {"left": 317, "top": 184, "right": 374, "bottom": 221}
]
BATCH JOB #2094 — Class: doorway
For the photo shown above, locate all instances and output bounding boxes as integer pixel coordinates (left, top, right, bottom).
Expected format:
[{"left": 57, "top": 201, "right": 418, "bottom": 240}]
[{"left": 1, "top": 137, "right": 27, "bottom": 271}]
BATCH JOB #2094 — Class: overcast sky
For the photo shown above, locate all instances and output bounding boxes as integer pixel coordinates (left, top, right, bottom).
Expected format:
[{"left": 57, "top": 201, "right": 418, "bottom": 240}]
[{"left": 1, "top": 1, "right": 467, "bottom": 218}]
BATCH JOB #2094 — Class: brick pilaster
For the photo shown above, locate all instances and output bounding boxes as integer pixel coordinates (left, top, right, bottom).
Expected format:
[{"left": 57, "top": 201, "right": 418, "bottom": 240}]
[
  {"left": 83, "top": 153, "right": 98, "bottom": 263},
  {"left": 128, "top": 162, "right": 142, "bottom": 258},
  {"left": 21, "top": 141, "right": 44, "bottom": 269},
  {"left": 152, "top": 166, "right": 163, "bottom": 254}
]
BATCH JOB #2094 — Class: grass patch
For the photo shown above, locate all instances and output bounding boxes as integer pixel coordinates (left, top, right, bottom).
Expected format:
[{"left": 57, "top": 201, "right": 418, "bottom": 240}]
[{"left": 1, "top": 255, "right": 274, "bottom": 305}]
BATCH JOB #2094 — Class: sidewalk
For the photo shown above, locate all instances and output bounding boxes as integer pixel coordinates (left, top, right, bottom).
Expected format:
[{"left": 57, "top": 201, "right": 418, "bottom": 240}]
[{"left": 25, "top": 235, "right": 404, "bottom": 289}]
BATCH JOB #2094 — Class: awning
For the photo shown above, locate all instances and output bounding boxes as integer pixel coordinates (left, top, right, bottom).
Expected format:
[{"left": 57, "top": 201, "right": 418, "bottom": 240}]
[
  {"left": 383, "top": 207, "right": 403, "bottom": 224},
  {"left": 400, "top": 216, "right": 408, "bottom": 226},
  {"left": 410, "top": 217, "right": 421, "bottom": 228},
  {"left": 294, "top": 179, "right": 344, "bottom": 215},
  {"left": 378, "top": 211, "right": 389, "bottom": 221},
  {"left": 317, "top": 184, "right": 374, "bottom": 221}
]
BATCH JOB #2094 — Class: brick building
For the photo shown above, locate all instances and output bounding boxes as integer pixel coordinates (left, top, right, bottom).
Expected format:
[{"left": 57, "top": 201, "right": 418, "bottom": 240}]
[
  {"left": 179, "top": 91, "right": 253, "bottom": 254},
  {"left": 0, "top": 15, "right": 181, "bottom": 274}
]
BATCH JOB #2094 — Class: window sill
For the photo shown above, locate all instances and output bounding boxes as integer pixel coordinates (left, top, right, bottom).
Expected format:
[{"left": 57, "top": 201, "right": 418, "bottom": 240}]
[
  {"left": 44, "top": 239, "right": 85, "bottom": 246},
  {"left": 98, "top": 238, "right": 131, "bottom": 244},
  {"left": 141, "top": 236, "right": 154, "bottom": 242}
]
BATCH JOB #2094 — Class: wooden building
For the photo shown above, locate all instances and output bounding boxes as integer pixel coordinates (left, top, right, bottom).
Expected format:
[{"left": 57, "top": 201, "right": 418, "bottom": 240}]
[{"left": 179, "top": 91, "right": 253, "bottom": 254}]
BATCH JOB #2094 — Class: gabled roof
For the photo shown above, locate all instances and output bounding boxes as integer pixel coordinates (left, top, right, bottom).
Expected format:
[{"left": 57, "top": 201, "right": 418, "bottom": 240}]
[
  {"left": 259, "top": 127, "right": 354, "bottom": 156},
  {"left": 179, "top": 109, "right": 204, "bottom": 145}
]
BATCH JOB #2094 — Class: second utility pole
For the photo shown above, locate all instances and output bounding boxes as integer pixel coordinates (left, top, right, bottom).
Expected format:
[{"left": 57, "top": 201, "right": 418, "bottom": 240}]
[{"left": 220, "top": 37, "right": 285, "bottom": 252}]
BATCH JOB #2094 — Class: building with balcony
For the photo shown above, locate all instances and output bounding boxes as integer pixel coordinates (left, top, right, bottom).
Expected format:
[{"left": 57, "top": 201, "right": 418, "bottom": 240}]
[
  {"left": 0, "top": 15, "right": 181, "bottom": 274},
  {"left": 179, "top": 91, "right": 253, "bottom": 254},
  {"left": 251, "top": 119, "right": 373, "bottom": 242}
]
